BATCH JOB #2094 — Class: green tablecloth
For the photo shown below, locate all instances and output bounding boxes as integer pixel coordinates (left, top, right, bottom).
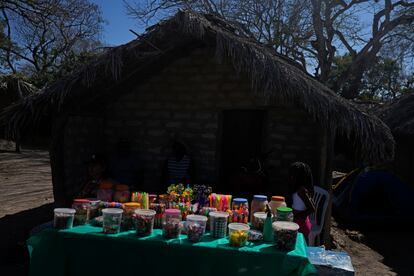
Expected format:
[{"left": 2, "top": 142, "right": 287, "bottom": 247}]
[{"left": 27, "top": 225, "right": 316, "bottom": 276}]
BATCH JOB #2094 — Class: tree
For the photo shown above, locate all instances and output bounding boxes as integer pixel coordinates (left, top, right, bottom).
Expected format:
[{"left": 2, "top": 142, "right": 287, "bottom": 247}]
[{"left": 0, "top": 0, "right": 104, "bottom": 87}]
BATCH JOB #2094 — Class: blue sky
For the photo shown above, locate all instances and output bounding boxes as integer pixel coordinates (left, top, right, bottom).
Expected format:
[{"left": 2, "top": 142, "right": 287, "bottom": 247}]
[{"left": 92, "top": 0, "right": 144, "bottom": 46}]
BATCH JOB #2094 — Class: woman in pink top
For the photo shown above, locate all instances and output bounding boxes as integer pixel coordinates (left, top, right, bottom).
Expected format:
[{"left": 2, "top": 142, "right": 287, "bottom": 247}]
[{"left": 289, "top": 162, "right": 315, "bottom": 242}]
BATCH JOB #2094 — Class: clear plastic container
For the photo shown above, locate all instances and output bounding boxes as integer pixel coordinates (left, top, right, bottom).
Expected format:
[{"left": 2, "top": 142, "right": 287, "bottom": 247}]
[
  {"left": 201, "top": 207, "right": 217, "bottom": 230},
  {"left": 150, "top": 203, "right": 165, "bottom": 228},
  {"left": 72, "top": 199, "right": 91, "bottom": 225},
  {"left": 250, "top": 195, "right": 268, "bottom": 222},
  {"left": 230, "top": 198, "right": 249, "bottom": 224},
  {"left": 113, "top": 184, "right": 130, "bottom": 203},
  {"left": 162, "top": 208, "right": 182, "bottom": 239},
  {"left": 272, "top": 221, "right": 299, "bottom": 251},
  {"left": 122, "top": 202, "right": 141, "bottom": 230},
  {"left": 269, "top": 196, "right": 287, "bottom": 217},
  {"left": 276, "top": 206, "right": 294, "bottom": 222},
  {"left": 87, "top": 198, "right": 101, "bottom": 220},
  {"left": 102, "top": 208, "right": 123, "bottom": 234},
  {"left": 96, "top": 181, "right": 114, "bottom": 202},
  {"left": 209, "top": 211, "right": 229, "bottom": 238},
  {"left": 186, "top": 215, "right": 208, "bottom": 242},
  {"left": 53, "top": 208, "right": 76, "bottom": 229},
  {"left": 134, "top": 209, "right": 156, "bottom": 236},
  {"left": 252, "top": 211, "right": 273, "bottom": 232},
  {"left": 228, "top": 223, "right": 250, "bottom": 247}
]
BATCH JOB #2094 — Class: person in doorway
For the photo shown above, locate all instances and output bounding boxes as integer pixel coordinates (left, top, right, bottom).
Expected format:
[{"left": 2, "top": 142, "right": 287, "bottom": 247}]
[
  {"left": 77, "top": 153, "right": 111, "bottom": 198},
  {"left": 289, "top": 162, "right": 316, "bottom": 241},
  {"left": 163, "top": 140, "right": 195, "bottom": 185}
]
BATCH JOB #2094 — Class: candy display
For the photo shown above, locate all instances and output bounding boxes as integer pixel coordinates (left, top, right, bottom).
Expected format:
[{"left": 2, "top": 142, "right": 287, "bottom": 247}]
[
  {"left": 269, "top": 196, "right": 287, "bottom": 217},
  {"left": 131, "top": 192, "right": 149, "bottom": 209},
  {"left": 276, "top": 207, "right": 294, "bottom": 222},
  {"left": 122, "top": 202, "right": 141, "bottom": 230},
  {"left": 230, "top": 198, "right": 249, "bottom": 224},
  {"left": 228, "top": 223, "right": 250, "bottom": 247},
  {"left": 134, "top": 209, "right": 156, "bottom": 236},
  {"left": 200, "top": 207, "right": 217, "bottom": 230},
  {"left": 96, "top": 181, "right": 114, "bottom": 202},
  {"left": 247, "top": 230, "right": 263, "bottom": 242},
  {"left": 162, "top": 209, "right": 182, "bottom": 239},
  {"left": 209, "top": 193, "right": 232, "bottom": 212},
  {"left": 99, "top": 201, "right": 124, "bottom": 209},
  {"left": 102, "top": 208, "right": 123, "bottom": 234},
  {"left": 113, "top": 184, "right": 130, "bottom": 203},
  {"left": 53, "top": 208, "right": 76, "bottom": 229},
  {"left": 72, "top": 199, "right": 91, "bottom": 226},
  {"left": 272, "top": 221, "right": 299, "bottom": 251},
  {"left": 209, "top": 211, "right": 229, "bottom": 238},
  {"left": 150, "top": 203, "right": 165, "bottom": 228},
  {"left": 250, "top": 195, "right": 268, "bottom": 222},
  {"left": 252, "top": 212, "right": 268, "bottom": 231},
  {"left": 186, "top": 215, "right": 207, "bottom": 242}
]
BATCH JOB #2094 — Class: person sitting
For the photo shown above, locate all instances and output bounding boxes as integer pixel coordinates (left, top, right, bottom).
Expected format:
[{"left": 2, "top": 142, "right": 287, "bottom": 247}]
[
  {"left": 288, "top": 162, "right": 316, "bottom": 241},
  {"left": 163, "top": 140, "right": 195, "bottom": 185},
  {"left": 77, "top": 153, "right": 111, "bottom": 198}
]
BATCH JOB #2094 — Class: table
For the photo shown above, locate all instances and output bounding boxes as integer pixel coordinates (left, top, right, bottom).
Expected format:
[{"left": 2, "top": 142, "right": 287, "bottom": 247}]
[{"left": 27, "top": 225, "right": 316, "bottom": 276}]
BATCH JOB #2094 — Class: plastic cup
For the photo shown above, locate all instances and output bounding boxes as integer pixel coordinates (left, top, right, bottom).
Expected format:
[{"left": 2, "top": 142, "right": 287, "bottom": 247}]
[
  {"left": 209, "top": 211, "right": 229, "bottom": 238},
  {"left": 134, "top": 209, "right": 156, "bottom": 236},
  {"left": 102, "top": 208, "right": 123, "bottom": 234},
  {"left": 228, "top": 223, "right": 250, "bottom": 247},
  {"left": 186, "top": 215, "right": 208, "bottom": 242},
  {"left": 253, "top": 212, "right": 273, "bottom": 231},
  {"left": 272, "top": 221, "right": 300, "bottom": 251},
  {"left": 53, "top": 208, "right": 76, "bottom": 229}
]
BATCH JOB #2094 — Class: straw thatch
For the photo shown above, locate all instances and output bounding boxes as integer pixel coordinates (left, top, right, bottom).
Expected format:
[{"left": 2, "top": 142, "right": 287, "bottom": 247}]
[
  {"left": 379, "top": 93, "right": 414, "bottom": 137},
  {"left": 0, "top": 10, "right": 394, "bottom": 162}
]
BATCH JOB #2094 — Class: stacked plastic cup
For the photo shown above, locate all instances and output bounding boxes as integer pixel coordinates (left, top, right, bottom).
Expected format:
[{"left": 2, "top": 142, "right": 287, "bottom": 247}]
[
  {"left": 186, "top": 215, "right": 208, "bottom": 242},
  {"left": 102, "top": 208, "right": 123, "bottom": 234},
  {"left": 209, "top": 211, "right": 229, "bottom": 238},
  {"left": 134, "top": 209, "right": 156, "bottom": 236},
  {"left": 53, "top": 208, "right": 76, "bottom": 229}
]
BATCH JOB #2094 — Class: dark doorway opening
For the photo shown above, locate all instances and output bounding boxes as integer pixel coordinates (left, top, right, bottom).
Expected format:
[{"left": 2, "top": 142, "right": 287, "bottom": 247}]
[{"left": 219, "top": 110, "right": 266, "bottom": 198}]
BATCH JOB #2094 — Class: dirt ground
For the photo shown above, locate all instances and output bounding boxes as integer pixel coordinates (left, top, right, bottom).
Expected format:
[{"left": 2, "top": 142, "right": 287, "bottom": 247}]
[{"left": 0, "top": 144, "right": 412, "bottom": 275}]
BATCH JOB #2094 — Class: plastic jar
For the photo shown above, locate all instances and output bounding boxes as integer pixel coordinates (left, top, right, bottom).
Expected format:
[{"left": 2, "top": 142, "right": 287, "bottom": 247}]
[
  {"left": 276, "top": 207, "right": 294, "bottom": 222},
  {"left": 102, "top": 208, "right": 123, "bottom": 234},
  {"left": 162, "top": 209, "right": 182, "bottom": 239},
  {"left": 72, "top": 199, "right": 91, "bottom": 225},
  {"left": 230, "top": 198, "right": 249, "bottom": 224},
  {"left": 209, "top": 211, "right": 229, "bottom": 238},
  {"left": 269, "top": 196, "right": 287, "bottom": 217},
  {"left": 250, "top": 195, "right": 268, "bottom": 222},
  {"left": 87, "top": 198, "right": 101, "bottom": 219},
  {"left": 201, "top": 207, "right": 217, "bottom": 230},
  {"left": 228, "top": 223, "right": 250, "bottom": 247},
  {"left": 122, "top": 202, "right": 141, "bottom": 230},
  {"left": 134, "top": 209, "right": 156, "bottom": 236},
  {"left": 150, "top": 203, "right": 165, "bottom": 228},
  {"left": 97, "top": 181, "right": 114, "bottom": 202},
  {"left": 53, "top": 208, "right": 76, "bottom": 229},
  {"left": 113, "top": 184, "right": 130, "bottom": 203},
  {"left": 272, "top": 221, "right": 299, "bottom": 251},
  {"left": 252, "top": 212, "right": 273, "bottom": 232},
  {"left": 186, "top": 215, "right": 208, "bottom": 242}
]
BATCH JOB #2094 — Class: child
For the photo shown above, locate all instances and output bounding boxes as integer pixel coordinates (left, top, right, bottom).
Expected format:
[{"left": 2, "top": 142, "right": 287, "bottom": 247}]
[
  {"left": 289, "top": 162, "right": 315, "bottom": 241},
  {"left": 77, "top": 153, "right": 110, "bottom": 198}
]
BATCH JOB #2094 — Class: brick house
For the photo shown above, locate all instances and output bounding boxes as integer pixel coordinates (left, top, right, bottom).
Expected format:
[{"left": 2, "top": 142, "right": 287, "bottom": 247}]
[{"left": 2, "top": 11, "right": 393, "bottom": 206}]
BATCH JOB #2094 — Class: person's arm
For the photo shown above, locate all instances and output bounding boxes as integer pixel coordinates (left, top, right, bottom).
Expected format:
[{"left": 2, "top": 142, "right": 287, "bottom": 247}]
[{"left": 294, "top": 187, "right": 316, "bottom": 219}]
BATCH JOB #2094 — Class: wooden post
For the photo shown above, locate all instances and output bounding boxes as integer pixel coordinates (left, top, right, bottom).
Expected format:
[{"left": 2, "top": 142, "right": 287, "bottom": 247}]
[{"left": 321, "top": 130, "right": 334, "bottom": 247}]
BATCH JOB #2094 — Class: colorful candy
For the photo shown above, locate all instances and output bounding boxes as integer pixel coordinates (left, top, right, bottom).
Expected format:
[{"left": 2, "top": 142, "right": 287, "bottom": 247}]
[
  {"left": 134, "top": 209, "right": 156, "bottom": 236},
  {"left": 72, "top": 199, "right": 90, "bottom": 226},
  {"left": 150, "top": 203, "right": 165, "bottom": 228},
  {"left": 102, "top": 208, "right": 123, "bottom": 234},
  {"left": 228, "top": 223, "right": 250, "bottom": 247},
  {"left": 252, "top": 212, "right": 273, "bottom": 232},
  {"left": 247, "top": 230, "right": 263, "bottom": 242},
  {"left": 186, "top": 215, "right": 207, "bottom": 242},
  {"left": 162, "top": 219, "right": 182, "bottom": 239},
  {"left": 272, "top": 221, "right": 299, "bottom": 251}
]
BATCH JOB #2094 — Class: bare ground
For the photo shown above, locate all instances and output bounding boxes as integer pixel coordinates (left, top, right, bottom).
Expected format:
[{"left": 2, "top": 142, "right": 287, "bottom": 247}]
[{"left": 0, "top": 144, "right": 412, "bottom": 275}]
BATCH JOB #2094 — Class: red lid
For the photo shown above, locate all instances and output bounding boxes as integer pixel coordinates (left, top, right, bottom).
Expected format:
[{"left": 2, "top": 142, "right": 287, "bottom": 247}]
[
  {"left": 73, "top": 199, "right": 90, "bottom": 204},
  {"left": 271, "top": 196, "right": 285, "bottom": 202}
]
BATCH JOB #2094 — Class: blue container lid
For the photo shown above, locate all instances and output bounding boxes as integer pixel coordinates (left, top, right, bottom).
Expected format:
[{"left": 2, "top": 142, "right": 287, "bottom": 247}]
[
  {"left": 233, "top": 198, "right": 248, "bottom": 204},
  {"left": 253, "top": 195, "right": 267, "bottom": 201}
]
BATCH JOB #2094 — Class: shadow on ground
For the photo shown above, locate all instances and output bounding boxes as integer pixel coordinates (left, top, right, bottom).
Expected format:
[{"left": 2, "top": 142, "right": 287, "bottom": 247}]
[{"left": 0, "top": 203, "right": 55, "bottom": 276}]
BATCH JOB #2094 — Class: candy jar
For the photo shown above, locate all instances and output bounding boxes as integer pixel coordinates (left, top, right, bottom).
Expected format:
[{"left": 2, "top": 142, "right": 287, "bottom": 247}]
[
  {"left": 162, "top": 208, "right": 182, "bottom": 239},
  {"left": 113, "top": 184, "right": 130, "bottom": 203},
  {"left": 252, "top": 211, "right": 274, "bottom": 232},
  {"left": 150, "top": 203, "right": 165, "bottom": 228},
  {"left": 96, "top": 181, "right": 114, "bottom": 202},
  {"left": 230, "top": 198, "right": 249, "bottom": 224},
  {"left": 276, "top": 207, "right": 294, "bottom": 222},
  {"left": 209, "top": 211, "right": 229, "bottom": 238},
  {"left": 87, "top": 198, "right": 101, "bottom": 219},
  {"left": 122, "top": 202, "right": 141, "bottom": 230},
  {"left": 228, "top": 223, "right": 250, "bottom": 247},
  {"left": 134, "top": 209, "right": 156, "bottom": 236},
  {"left": 250, "top": 195, "right": 268, "bottom": 222},
  {"left": 72, "top": 199, "right": 91, "bottom": 225},
  {"left": 102, "top": 208, "right": 123, "bottom": 234},
  {"left": 149, "top": 194, "right": 157, "bottom": 204},
  {"left": 272, "top": 221, "right": 299, "bottom": 251},
  {"left": 201, "top": 207, "right": 217, "bottom": 231},
  {"left": 186, "top": 215, "right": 207, "bottom": 242},
  {"left": 269, "top": 196, "right": 287, "bottom": 217},
  {"left": 53, "top": 208, "right": 76, "bottom": 229}
]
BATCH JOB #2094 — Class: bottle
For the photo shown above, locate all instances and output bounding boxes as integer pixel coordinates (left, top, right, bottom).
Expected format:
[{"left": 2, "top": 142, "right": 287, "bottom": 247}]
[{"left": 263, "top": 204, "right": 273, "bottom": 242}]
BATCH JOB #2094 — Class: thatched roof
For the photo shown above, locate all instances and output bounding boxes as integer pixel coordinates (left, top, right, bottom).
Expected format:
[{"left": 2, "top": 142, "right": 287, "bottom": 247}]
[
  {"left": 378, "top": 93, "right": 414, "bottom": 137},
  {"left": 0, "top": 74, "right": 37, "bottom": 109},
  {"left": 0, "top": 11, "right": 394, "bottom": 162}
]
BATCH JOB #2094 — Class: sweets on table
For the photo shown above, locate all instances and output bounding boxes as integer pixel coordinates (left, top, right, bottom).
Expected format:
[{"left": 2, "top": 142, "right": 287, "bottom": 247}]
[
  {"left": 272, "top": 221, "right": 299, "bottom": 251},
  {"left": 150, "top": 203, "right": 165, "bottom": 228},
  {"left": 200, "top": 206, "right": 217, "bottom": 230},
  {"left": 228, "top": 223, "right": 250, "bottom": 247},
  {"left": 250, "top": 195, "right": 267, "bottom": 222},
  {"left": 113, "top": 184, "right": 130, "bottom": 203},
  {"left": 230, "top": 198, "right": 249, "bottom": 224},
  {"left": 87, "top": 198, "right": 101, "bottom": 219},
  {"left": 252, "top": 212, "right": 269, "bottom": 231},
  {"left": 162, "top": 208, "right": 182, "bottom": 239},
  {"left": 122, "top": 202, "right": 141, "bottom": 230},
  {"left": 53, "top": 208, "right": 76, "bottom": 229},
  {"left": 276, "top": 206, "right": 294, "bottom": 222},
  {"left": 131, "top": 192, "right": 149, "bottom": 209},
  {"left": 186, "top": 214, "right": 207, "bottom": 242},
  {"left": 247, "top": 230, "right": 263, "bottom": 242},
  {"left": 209, "top": 193, "right": 232, "bottom": 212},
  {"left": 72, "top": 199, "right": 91, "bottom": 226},
  {"left": 96, "top": 181, "right": 114, "bottom": 202},
  {"left": 209, "top": 211, "right": 229, "bottom": 238},
  {"left": 134, "top": 209, "right": 156, "bottom": 236},
  {"left": 102, "top": 208, "right": 123, "bottom": 234},
  {"left": 269, "top": 196, "right": 287, "bottom": 217}
]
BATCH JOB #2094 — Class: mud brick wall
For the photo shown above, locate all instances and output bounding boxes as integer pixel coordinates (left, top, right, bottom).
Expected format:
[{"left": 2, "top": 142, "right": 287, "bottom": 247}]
[{"left": 62, "top": 47, "right": 321, "bottom": 196}]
